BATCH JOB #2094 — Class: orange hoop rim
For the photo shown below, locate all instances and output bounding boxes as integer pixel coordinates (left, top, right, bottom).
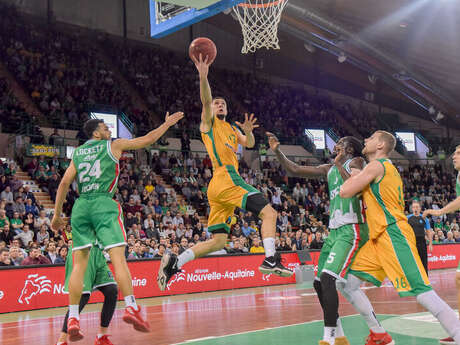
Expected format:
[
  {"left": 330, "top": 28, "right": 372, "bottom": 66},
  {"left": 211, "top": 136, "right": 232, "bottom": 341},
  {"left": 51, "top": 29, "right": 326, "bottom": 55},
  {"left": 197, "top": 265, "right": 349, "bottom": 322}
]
[{"left": 237, "top": 0, "right": 285, "bottom": 8}]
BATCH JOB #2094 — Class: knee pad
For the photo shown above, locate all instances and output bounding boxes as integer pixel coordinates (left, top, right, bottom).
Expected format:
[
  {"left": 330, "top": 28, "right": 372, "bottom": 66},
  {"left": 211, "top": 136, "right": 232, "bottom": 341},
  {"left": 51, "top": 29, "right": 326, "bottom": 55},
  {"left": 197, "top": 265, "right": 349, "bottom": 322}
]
[{"left": 246, "top": 193, "right": 269, "bottom": 216}]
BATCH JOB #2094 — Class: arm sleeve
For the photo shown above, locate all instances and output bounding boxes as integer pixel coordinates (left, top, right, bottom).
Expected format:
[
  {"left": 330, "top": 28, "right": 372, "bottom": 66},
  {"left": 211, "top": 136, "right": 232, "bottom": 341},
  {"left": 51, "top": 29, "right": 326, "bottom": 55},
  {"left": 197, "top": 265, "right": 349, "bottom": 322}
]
[{"left": 425, "top": 218, "right": 431, "bottom": 230}]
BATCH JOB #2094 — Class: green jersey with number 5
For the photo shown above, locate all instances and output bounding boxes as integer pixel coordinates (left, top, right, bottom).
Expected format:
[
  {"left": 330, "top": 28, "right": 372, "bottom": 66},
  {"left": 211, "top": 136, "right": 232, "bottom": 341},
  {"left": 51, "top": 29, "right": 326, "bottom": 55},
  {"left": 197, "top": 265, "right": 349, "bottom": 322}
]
[
  {"left": 72, "top": 139, "right": 119, "bottom": 196},
  {"left": 327, "top": 159, "right": 365, "bottom": 229}
]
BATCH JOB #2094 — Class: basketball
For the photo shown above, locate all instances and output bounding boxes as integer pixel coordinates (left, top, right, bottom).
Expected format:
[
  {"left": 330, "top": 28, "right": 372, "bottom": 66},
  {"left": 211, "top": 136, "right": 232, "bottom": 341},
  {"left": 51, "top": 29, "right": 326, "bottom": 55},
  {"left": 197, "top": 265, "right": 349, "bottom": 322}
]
[{"left": 189, "top": 37, "right": 217, "bottom": 64}]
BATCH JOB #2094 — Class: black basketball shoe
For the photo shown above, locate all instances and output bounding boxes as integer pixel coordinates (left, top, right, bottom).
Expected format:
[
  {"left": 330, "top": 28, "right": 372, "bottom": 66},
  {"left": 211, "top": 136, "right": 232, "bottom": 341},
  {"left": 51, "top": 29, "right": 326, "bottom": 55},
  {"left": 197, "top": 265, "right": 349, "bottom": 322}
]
[
  {"left": 258, "top": 252, "right": 293, "bottom": 277},
  {"left": 157, "top": 253, "right": 181, "bottom": 291}
]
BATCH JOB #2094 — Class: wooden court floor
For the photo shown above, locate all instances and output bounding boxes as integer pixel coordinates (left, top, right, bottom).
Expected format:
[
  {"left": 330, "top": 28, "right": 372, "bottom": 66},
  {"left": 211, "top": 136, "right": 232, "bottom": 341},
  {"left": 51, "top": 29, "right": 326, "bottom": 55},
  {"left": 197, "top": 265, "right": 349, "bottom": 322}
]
[{"left": 0, "top": 269, "right": 457, "bottom": 345}]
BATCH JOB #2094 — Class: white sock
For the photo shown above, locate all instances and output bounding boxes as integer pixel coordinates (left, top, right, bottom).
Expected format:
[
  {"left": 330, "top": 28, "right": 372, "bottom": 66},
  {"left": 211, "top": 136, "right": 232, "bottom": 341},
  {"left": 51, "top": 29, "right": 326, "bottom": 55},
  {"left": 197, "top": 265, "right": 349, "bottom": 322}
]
[
  {"left": 263, "top": 237, "right": 275, "bottom": 258},
  {"left": 417, "top": 290, "right": 460, "bottom": 343},
  {"left": 337, "top": 275, "right": 385, "bottom": 333},
  {"left": 97, "top": 334, "right": 105, "bottom": 339},
  {"left": 177, "top": 249, "right": 195, "bottom": 268},
  {"left": 336, "top": 318, "right": 345, "bottom": 337},
  {"left": 69, "top": 304, "right": 79, "bottom": 320},
  {"left": 124, "top": 295, "right": 138, "bottom": 309},
  {"left": 323, "top": 326, "right": 336, "bottom": 343},
  {"left": 57, "top": 342, "right": 65, "bottom": 345}
]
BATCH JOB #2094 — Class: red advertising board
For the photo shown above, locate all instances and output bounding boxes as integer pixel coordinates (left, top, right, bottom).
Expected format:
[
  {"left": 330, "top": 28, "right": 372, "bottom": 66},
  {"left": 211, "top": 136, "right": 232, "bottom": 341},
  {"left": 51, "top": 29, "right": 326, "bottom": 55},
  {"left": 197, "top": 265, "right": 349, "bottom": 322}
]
[
  {"left": 428, "top": 244, "right": 460, "bottom": 270},
  {"left": 0, "top": 253, "right": 300, "bottom": 314}
]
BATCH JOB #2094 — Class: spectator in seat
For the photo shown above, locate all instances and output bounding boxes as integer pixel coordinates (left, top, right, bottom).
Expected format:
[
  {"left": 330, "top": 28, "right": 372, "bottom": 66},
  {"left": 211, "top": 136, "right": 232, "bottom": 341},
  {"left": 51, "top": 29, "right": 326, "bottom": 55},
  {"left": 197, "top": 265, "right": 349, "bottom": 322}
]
[
  {"left": 34, "top": 210, "right": 51, "bottom": 230},
  {"left": 10, "top": 211, "right": 24, "bottom": 234},
  {"left": 0, "top": 248, "right": 11, "bottom": 266},
  {"left": 22, "top": 245, "right": 51, "bottom": 265},
  {"left": 162, "top": 210, "right": 173, "bottom": 225},
  {"left": 181, "top": 182, "right": 192, "bottom": 201},
  {"left": 310, "top": 232, "right": 324, "bottom": 249},
  {"left": 242, "top": 222, "right": 257, "bottom": 237},
  {"left": 15, "top": 224, "right": 34, "bottom": 247},
  {"left": 128, "top": 241, "right": 143, "bottom": 260},
  {"left": 154, "top": 243, "right": 166, "bottom": 258},
  {"left": 36, "top": 224, "right": 50, "bottom": 244},
  {"left": 0, "top": 224, "right": 14, "bottom": 245},
  {"left": 45, "top": 241, "right": 61, "bottom": 264},
  {"left": 12, "top": 196, "right": 26, "bottom": 217},
  {"left": 0, "top": 186, "right": 13, "bottom": 203},
  {"left": 124, "top": 212, "right": 137, "bottom": 229},
  {"left": 23, "top": 186, "right": 36, "bottom": 205},
  {"left": 47, "top": 173, "right": 60, "bottom": 202},
  {"left": 26, "top": 158, "right": 38, "bottom": 176},
  {"left": 249, "top": 237, "right": 265, "bottom": 253},
  {"left": 9, "top": 175, "right": 22, "bottom": 192},
  {"left": 9, "top": 245, "right": 24, "bottom": 266},
  {"left": 444, "top": 231, "right": 456, "bottom": 244},
  {"left": 57, "top": 245, "right": 68, "bottom": 263}
]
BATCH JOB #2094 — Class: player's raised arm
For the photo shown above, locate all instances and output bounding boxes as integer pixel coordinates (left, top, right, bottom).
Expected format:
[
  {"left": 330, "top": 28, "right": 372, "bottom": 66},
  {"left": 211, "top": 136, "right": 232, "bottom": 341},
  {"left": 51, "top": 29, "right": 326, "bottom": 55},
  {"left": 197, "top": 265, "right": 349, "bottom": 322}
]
[
  {"left": 51, "top": 162, "right": 77, "bottom": 230},
  {"left": 266, "top": 132, "right": 330, "bottom": 178},
  {"left": 191, "top": 54, "right": 213, "bottom": 133},
  {"left": 340, "top": 160, "right": 383, "bottom": 198},
  {"left": 111, "top": 111, "right": 184, "bottom": 156},
  {"left": 423, "top": 197, "right": 460, "bottom": 218},
  {"left": 235, "top": 113, "right": 258, "bottom": 148}
]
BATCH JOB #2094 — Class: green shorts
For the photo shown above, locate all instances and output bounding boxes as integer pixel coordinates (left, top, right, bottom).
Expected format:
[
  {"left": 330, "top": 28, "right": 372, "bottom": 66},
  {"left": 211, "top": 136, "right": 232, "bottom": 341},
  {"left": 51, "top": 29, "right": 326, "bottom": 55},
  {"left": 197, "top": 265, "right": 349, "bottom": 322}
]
[
  {"left": 316, "top": 223, "right": 369, "bottom": 282},
  {"left": 71, "top": 194, "right": 127, "bottom": 251},
  {"left": 64, "top": 245, "right": 116, "bottom": 294}
]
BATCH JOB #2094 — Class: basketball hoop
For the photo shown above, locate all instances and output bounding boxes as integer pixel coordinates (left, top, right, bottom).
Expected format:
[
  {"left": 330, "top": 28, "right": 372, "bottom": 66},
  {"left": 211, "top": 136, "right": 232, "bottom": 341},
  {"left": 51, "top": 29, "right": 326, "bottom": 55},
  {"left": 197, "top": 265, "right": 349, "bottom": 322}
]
[{"left": 233, "top": 0, "right": 288, "bottom": 54}]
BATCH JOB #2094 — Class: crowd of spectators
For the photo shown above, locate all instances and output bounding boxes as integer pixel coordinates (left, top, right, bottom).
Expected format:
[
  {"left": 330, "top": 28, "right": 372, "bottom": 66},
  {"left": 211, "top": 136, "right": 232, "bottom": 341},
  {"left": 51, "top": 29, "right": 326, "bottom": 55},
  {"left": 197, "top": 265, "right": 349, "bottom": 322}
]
[{"left": 0, "top": 142, "right": 459, "bottom": 268}]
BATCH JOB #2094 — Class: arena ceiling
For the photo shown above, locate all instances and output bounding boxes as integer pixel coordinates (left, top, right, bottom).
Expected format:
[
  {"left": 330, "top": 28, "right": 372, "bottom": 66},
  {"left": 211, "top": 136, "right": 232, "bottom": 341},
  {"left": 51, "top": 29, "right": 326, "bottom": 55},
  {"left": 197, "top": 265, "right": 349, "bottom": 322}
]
[{"left": 207, "top": 0, "right": 460, "bottom": 128}]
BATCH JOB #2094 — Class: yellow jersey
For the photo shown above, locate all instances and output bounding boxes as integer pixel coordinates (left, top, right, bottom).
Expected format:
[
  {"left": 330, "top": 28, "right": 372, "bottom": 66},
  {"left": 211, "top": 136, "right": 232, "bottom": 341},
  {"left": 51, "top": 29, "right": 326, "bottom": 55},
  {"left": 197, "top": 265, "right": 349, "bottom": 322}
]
[
  {"left": 363, "top": 158, "right": 407, "bottom": 239},
  {"left": 201, "top": 115, "right": 239, "bottom": 171}
]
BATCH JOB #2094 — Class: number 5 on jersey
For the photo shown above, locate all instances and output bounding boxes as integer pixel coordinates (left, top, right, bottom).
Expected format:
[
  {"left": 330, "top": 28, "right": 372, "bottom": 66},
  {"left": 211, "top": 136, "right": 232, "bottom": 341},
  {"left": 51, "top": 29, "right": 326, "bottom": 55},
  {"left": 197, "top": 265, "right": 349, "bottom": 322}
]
[
  {"left": 78, "top": 160, "right": 102, "bottom": 183},
  {"left": 327, "top": 252, "right": 336, "bottom": 264}
]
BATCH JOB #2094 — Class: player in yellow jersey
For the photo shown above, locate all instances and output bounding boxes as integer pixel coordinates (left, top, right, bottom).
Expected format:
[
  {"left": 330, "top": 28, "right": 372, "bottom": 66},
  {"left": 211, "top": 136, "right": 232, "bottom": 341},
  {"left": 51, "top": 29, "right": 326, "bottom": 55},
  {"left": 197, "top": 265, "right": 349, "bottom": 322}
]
[
  {"left": 340, "top": 130, "right": 460, "bottom": 345},
  {"left": 157, "top": 54, "right": 292, "bottom": 290}
]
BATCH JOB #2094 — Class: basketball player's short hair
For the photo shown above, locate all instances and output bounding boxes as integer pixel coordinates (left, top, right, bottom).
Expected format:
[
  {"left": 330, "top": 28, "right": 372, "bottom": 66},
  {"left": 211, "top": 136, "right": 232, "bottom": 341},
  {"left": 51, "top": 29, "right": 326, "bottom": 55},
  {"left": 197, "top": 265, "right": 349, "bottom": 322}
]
[
  {"left": 376, "top": 130, "right": 396, "bottom": 153},
  {"left": 83, "top": 119, "right": 103, "bottom": 138},
  {"left": 343, "top": 136, "right": 364, "bottom": 157},
  {"left": 212, "top": 96, "right": 226, "bottom": 103}
]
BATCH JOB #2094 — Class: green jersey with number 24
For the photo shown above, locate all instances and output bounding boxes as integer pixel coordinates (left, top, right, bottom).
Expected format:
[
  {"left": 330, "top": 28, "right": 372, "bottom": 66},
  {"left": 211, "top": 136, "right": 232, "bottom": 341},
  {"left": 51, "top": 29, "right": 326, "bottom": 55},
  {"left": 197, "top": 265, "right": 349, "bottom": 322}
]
[{"left": 72, "top": 139, "right": 119, "bottom": 196}]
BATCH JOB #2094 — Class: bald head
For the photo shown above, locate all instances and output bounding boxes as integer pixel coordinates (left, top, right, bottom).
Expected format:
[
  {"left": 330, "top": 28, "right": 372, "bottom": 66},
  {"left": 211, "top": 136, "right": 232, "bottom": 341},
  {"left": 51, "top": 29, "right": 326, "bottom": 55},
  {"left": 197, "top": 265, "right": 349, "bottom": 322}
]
[{"left": 376, "top": 130, "right": 396, "bottom": 154}]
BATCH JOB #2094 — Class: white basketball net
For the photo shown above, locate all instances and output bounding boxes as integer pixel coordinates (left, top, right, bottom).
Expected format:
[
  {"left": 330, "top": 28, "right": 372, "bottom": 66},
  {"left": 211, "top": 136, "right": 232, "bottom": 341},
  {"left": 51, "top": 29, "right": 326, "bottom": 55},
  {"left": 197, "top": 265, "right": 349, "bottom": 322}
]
[{"left": 233, "top": 0, "right": 288, "bottom": 54}]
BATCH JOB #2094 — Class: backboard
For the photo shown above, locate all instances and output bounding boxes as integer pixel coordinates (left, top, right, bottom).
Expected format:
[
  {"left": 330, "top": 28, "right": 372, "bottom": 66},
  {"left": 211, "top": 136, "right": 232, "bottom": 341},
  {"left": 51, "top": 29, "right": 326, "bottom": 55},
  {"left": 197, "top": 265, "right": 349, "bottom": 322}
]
[{"left": 149, "top": 0, "right": 245, "bottom": 38}]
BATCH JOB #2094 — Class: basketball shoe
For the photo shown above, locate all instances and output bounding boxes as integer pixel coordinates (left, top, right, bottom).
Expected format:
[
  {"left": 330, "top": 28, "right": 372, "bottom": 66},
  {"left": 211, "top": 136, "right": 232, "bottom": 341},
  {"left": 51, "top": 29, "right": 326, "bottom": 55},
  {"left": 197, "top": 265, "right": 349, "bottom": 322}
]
[
  {"left": 439, "top": 337, "right": 455, "bottom": 344},
  {"left": 334, "top": 336, "right": 350, "bottom": 345},
  {"left": 259, "top": 252, "right": 293, "bottom": 277},
  {"left": 157, "top": 253, "right": 181, "bottom": 291},
  {"left": 95, "top": 335, "right": 114, "bottom": 345},
  {"left": 365, "top": 330, "right": 394, "bottom": 345},
  {"left": 67, "top": 317, "right": 84, "bottom": 341},
  {"left": 122, "top": 306, "right": 150, "bottom": 332}
]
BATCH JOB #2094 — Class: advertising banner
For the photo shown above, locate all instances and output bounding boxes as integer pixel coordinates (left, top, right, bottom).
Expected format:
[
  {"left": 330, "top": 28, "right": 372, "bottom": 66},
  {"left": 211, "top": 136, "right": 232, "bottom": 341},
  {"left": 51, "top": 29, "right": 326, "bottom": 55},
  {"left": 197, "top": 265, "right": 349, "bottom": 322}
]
[
  {"left": 27, "top": 144, "right": 60, "bottom": 157},
  {"left": 0, "top": 253, "right": 300, "bottom": 313},
  {"left": 428, "top": 244, "right": 460, "bottom": 270}
]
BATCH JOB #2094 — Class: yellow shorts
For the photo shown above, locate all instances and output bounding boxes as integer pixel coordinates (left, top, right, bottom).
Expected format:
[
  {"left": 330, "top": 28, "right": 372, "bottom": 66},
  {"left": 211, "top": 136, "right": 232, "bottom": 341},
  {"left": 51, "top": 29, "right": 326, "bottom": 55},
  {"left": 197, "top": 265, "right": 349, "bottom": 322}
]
[
  {"left": 207, "top": 165, "right": 261, "bottom": 233},
  {"left": 349, "top": 220, "right": 432, "bottom": 297}
]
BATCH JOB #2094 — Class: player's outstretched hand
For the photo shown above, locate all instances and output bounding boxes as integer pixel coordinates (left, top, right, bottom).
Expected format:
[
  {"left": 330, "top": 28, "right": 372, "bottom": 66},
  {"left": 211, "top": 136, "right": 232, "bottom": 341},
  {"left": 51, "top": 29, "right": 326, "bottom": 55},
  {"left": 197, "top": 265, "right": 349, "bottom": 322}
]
[
  {"left": 266, "top": 131, "right": 280, "bottom": 151},
  {"left": 191, "top": 53, "right": 210, "bottom": 78},
  {"left": 165, "top": 111, "right": 184, "bottom": 127},
  {"left": 236, "top": 113, "right": 259, "bottom": 134},
  {"left": 423, "top": 209, "right": 441, "bottom": 218},
  {"left": 51, "top": 215, "right": 65, "bottom": 231}
]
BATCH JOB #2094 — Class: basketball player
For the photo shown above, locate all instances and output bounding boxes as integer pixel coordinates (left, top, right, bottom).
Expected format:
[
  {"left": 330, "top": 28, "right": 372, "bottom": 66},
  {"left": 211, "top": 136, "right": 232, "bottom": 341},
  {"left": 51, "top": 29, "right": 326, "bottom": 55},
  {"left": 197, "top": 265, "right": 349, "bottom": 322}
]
[
  {"left": 56, "top": 244, "right": 118, "bottom": 345},
  {"left": 157, "top": 54, "right": 292, "bottom": 291},
  {"left": 51, "top": 111, "right": 184, "bottom": 340},
  {"left": 340, "top": 131, "right": 460, "bottom": 344},
  {"left": 423, "top": 144, "right": 460, "bottom": 345},
  {"left": 267, "top": 132, "right": 392, "bottom": 345}
]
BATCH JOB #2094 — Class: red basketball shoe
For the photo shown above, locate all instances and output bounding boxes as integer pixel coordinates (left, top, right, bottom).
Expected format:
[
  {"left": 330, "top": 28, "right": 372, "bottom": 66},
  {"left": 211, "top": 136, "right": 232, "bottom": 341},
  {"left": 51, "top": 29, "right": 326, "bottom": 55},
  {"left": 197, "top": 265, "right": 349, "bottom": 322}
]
[
  {"left": 67, "top": 317, "right": 84, "bottom": 341},
  {"left": 365, "top": 330, "right": 394, "bottom": 345},
  {"left": 439, "top": 337, "right": 455, "bottom": 345},
  {"left": 122, "top": 306, "right": 150, "bottom": 332},
  {"left": 95, "top": 335, "right": 114, "bottom": 345}
]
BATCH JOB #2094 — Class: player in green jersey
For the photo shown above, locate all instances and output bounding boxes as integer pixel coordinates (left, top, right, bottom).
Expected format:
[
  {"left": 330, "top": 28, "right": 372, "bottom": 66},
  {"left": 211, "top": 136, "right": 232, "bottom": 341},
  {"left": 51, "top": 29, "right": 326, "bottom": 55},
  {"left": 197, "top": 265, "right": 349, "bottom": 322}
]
[
  {"left": 56, "top": 244, "right": 118, "bottom": 345},
  {"left": 51, "top": 111, "right": 184, "bottom": 341},
  {"left": 267, "top": 132, "right": 392, "bottom": 345},
  {"left": 424, "top": 145, "right": 460, "bottom": 345}
]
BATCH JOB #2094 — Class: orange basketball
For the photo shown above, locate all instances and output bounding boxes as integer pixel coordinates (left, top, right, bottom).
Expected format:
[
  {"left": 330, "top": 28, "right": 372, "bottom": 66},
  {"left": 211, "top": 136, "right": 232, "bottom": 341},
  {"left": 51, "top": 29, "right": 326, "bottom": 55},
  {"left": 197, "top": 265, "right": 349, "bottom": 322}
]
[{"left": 189, "top": 37, "right": 217, "bottom": 64}]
